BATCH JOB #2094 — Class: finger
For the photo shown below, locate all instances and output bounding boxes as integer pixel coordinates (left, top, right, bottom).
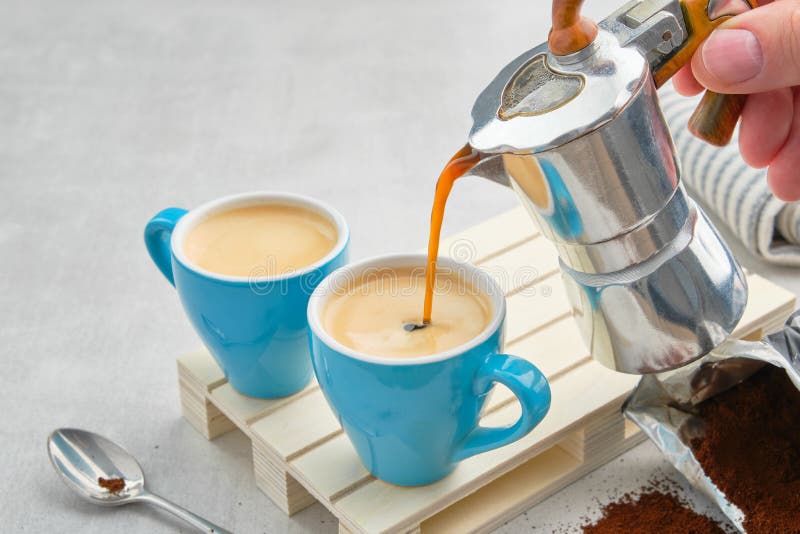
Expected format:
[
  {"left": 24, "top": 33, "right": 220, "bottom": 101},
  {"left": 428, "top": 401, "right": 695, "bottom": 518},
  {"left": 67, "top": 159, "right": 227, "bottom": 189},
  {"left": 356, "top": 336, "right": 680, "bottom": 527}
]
[
  {"left": 739, "top": 87, "right": 794, "bottom": 168},
  {"left": 672, "top": 64, "right": 704, "bottom": 96},
  {"left": 690, "top": 0, "right": 800, "bottom": 94},
  {"left": 766, "top": 88, "right": 800, "bottom": 201}
]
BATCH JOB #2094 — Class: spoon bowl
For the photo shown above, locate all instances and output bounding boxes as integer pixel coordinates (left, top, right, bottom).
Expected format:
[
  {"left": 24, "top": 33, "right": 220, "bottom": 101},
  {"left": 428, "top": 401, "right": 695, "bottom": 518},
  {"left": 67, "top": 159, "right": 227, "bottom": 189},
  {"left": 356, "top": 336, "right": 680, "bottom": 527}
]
[{"left": 48, "top": 428, "right": 144, "bottom": 506}]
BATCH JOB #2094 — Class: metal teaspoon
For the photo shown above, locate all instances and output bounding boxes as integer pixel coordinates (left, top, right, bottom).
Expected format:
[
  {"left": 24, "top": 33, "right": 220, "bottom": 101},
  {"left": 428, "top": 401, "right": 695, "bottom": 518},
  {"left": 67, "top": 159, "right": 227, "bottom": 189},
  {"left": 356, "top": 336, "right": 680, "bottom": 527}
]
[{"left": 47, "top": 428, "right": 233, "bottom": 533}]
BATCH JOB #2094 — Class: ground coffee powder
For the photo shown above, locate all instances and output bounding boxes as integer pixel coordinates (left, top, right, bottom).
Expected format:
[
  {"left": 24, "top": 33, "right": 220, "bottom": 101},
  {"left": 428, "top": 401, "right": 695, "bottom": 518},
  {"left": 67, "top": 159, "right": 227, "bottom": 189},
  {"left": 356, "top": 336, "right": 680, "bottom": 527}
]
[
  {"left": 690, "top": 364, "right": 800, "bottom": 533},
  {"left": 581, "top": 486, "right": 726, "bottom": 533},
  {"left": 98, "top": 477, "right": 125, "bottom": 494}
]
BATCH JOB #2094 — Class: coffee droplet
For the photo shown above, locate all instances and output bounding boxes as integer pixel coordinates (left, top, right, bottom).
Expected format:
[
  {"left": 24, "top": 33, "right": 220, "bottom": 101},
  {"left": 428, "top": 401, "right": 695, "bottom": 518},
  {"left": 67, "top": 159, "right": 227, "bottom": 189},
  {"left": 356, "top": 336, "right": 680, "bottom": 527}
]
[{"left": 403, "top": 322, "right": 428, "bottom": 332}]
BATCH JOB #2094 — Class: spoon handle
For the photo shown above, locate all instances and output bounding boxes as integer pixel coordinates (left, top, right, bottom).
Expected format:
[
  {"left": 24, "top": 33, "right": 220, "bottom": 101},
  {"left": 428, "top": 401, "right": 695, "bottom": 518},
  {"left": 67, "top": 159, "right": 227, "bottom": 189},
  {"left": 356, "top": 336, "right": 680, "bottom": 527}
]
[{"left": 138, "top": 491, "right": 234, "bottom": 534}]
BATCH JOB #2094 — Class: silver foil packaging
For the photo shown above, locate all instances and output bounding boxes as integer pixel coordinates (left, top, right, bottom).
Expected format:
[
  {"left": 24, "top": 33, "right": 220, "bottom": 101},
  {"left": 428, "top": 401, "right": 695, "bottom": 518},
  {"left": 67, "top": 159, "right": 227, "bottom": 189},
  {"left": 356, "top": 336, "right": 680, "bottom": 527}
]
[{"left": 623, "top": 312, "right": 800, "bottom": 532}]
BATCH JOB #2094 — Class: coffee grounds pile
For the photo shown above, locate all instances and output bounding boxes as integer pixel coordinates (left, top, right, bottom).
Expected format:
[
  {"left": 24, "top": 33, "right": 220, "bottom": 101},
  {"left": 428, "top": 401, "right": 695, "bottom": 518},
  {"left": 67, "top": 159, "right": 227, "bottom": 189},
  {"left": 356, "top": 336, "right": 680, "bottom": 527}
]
[
  {"left": 581, "top": 486, "right": 726, "bottom": 533},
  {"left": 98, "top": 477, "right": 125, "bottom": 494},
  {"left": 690, "top": 364, "right": 800, "bottom": 533}
]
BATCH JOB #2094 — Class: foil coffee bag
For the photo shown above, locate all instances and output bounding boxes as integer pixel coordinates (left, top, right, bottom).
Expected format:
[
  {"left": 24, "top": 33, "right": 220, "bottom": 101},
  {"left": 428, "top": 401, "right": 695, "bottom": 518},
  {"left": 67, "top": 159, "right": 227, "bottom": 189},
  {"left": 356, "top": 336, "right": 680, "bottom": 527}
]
[{"left": 623, "top": 312, "right": 800, "bottom": 532}]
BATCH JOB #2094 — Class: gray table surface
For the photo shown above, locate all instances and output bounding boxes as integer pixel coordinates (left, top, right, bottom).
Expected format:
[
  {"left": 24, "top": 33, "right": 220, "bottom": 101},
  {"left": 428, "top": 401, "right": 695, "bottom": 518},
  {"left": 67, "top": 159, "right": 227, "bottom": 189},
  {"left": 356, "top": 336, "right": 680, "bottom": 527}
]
[{"left": 2, "top": 0, "right": 799, "bottom": 532}]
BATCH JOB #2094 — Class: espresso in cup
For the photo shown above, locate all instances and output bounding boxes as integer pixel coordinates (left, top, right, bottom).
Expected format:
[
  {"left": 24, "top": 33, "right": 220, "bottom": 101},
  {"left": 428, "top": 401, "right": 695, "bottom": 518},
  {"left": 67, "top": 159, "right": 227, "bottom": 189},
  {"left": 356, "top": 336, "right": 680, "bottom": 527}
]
[
  {"left": 184, "top": 204, "right": 338, "bottom": 277},
  {"left": 323, "top": 267, "right": 492, "bottom": 358}
]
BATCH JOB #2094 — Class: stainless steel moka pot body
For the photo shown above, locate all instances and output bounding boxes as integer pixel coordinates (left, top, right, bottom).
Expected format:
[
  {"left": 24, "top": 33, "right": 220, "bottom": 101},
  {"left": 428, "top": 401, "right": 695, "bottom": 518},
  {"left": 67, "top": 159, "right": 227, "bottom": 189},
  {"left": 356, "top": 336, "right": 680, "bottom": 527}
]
[{"left": 466, "top": 0, "right": 750, "bottom": 374}]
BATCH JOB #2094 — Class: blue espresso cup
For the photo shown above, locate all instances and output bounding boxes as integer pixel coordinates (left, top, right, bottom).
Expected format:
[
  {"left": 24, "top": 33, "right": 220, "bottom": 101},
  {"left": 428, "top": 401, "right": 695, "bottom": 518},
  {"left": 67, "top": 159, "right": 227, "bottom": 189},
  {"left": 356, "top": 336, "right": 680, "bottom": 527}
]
[
  {"left": 307, "top": 254, "right": 551, "bottom": 486},
  {"left": 145, "top": 192, "right": 349, "bottom": 398}
]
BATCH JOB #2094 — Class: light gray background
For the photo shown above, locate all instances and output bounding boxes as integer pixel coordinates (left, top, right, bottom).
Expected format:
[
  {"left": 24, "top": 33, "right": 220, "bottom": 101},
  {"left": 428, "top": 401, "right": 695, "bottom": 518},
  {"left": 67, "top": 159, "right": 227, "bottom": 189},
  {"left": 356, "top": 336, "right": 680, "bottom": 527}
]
[{"left": 2, "top": 0, "right": 798, "bottom": 532}]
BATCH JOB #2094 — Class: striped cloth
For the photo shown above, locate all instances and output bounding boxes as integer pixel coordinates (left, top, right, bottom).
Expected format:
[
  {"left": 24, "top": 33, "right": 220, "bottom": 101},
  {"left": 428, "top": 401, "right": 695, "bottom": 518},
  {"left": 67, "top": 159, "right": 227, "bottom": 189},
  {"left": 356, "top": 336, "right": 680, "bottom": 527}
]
[{"left": 659, "top": 85, "right": 800, "bottom": 265}]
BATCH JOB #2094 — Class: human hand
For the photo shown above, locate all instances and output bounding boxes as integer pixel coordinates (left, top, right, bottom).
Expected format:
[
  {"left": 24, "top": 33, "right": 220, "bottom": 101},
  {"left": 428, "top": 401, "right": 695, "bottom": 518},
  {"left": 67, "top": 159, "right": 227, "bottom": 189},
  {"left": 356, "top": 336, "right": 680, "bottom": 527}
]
[{"left": 673, "top": 0, "right": 800, "bottom": 201}]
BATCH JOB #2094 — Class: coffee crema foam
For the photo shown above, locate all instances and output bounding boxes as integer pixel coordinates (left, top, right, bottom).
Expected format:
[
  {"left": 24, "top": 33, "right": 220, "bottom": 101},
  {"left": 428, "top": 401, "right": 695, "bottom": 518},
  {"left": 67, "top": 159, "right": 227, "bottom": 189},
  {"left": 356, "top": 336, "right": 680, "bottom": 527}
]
[
  {"left": 323, "top": 267, "right": 492, "bottom": 359},
  {"left": 184, "top": 204, "right": 337, "bottom": 277}
]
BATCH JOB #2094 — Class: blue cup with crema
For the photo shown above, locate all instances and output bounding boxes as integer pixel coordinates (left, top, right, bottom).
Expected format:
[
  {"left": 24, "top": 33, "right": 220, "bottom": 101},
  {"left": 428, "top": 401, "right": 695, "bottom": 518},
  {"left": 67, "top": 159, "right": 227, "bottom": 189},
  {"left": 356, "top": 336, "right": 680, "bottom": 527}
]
[
  {"left": 145, "top": 192, "right": 349, "bottom": 398},
  {"left": 307, "top": 253, "right": 551, "bottom": 485}
]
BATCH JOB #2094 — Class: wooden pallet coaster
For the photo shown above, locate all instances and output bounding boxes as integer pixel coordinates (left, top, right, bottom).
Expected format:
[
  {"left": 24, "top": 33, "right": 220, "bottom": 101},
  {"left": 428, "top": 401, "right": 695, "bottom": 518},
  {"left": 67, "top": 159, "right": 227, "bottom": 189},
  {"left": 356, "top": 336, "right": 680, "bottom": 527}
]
[{"left": 177, "top": 207, "right": 796, "bottom": 534}]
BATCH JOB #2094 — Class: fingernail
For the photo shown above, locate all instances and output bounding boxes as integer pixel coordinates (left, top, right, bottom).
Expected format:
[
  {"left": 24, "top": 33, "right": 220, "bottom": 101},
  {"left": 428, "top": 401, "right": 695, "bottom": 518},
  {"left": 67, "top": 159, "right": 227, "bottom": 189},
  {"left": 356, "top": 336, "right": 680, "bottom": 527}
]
[{"left": 702, "top": 29, "right": 763, "bottom": 84}]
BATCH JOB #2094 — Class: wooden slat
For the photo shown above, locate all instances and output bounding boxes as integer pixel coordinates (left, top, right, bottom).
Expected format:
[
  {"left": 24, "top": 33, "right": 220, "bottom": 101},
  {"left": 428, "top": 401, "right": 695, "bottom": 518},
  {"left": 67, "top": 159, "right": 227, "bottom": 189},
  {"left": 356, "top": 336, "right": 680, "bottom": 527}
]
[
  {"left": 178, "top": 378, "right": 237, "bottom": 439},
  {"left": 211, "top": 383, "right": 289, "bottom": 427},
  {"left": 479, "top": 236, "right": 559, "bottom": 295},
  {"left": 560, "top": 409, "right": 625, "bottom": 462},
  {"left": 250, "top": 389, "right": 341, "bottom": 461},
  {"left": 210, "top": 379, "right": 318, "bottom": 429},
  {"left": 505, "top": 273, "right": 571, "bottom": 343},
  {"left": 291, "top": 433, "right": 372, "bottom": 502},
  {"left": 254, "top": 472, "right": 317, "bottom": 515},
  {"left": 177, "top": 350, "right": 226, "bottom": 391},
  {"left": 505, "top": 315, "right": 589, "bottom": 378},
  {"left": 438, "top": 207, "right": 537, "bottom": 263}
]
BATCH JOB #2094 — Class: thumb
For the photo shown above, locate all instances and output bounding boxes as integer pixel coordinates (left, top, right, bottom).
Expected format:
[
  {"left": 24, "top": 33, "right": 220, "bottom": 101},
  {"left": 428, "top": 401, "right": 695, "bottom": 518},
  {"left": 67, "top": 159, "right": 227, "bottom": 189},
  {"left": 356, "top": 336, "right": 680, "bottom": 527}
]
[{"left": 691, "top": 0, "right": 800, "bottom": 94}]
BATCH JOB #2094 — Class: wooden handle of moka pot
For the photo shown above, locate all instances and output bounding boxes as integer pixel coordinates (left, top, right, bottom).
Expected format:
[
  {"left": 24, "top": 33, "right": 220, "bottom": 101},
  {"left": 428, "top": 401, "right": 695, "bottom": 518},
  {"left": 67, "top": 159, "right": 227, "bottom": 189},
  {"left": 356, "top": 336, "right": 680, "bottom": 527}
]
[
  {"left": 652, "top": 0, "right": 759, "bottom": 147},
  {"left": 686, "top": 92, "right": 748, "bottom": 146},
  {"left": 549, "top": 0, "right": 598, "bottom": 56}
]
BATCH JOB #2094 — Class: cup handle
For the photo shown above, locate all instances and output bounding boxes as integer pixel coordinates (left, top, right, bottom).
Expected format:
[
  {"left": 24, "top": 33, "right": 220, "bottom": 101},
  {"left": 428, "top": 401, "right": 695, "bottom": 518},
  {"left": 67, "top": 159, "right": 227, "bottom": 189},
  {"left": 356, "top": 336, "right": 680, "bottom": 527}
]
[
  {"left": 144, "top": 207, "right": 188, "bottom": 287},
  {"left": 451, "top": 353, "right": 551, "bottom": 463}
]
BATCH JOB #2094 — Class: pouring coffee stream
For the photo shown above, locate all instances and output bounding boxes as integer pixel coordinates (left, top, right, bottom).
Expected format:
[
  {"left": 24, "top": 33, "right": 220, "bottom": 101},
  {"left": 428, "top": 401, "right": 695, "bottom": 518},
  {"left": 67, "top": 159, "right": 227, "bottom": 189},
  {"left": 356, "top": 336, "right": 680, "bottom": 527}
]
[
  {"left": 421, "top": 145, "right": 483, "bottom": 326},
  {"left": 417, "top": 0, "right": 753, "bottom": 374},
  {"left": 399, "top": 145, "right": 481, "bottom": 332}
]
